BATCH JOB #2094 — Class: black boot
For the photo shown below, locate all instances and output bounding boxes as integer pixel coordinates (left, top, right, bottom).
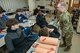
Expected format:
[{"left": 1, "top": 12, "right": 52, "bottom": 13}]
[
  {"left": 60, "top": 37, "right": 66, "bottom": 47},
  {"left": 60, "top": 43, "right": 66, "bottom": 47},
  {"left": 64, "top": 44, "right": 72, "bottom": 51}
]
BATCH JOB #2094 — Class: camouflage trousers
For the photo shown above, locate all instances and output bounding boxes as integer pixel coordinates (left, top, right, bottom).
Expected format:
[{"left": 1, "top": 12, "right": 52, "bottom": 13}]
[{"left": 62, "top": 32, "right": 73, "bottom": 47}]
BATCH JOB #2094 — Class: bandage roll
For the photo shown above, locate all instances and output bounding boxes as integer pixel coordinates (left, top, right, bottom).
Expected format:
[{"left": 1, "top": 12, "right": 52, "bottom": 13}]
[{"left": 39, "top": 36, "right": 58, "bottom": 46}]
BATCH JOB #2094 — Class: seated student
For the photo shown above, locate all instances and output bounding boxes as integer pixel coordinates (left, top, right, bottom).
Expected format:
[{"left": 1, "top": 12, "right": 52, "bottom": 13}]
[
  {"left": 0, "top": 10, "right": 6, "bottom": 32},
  {"left": 5, "top": 18, "right": 35, "bottom": 53},
  {"left": 15, "top": 9, "right": 28, "bottom": 23},
  {"left": 33, "top": 6, "right": 40, "bottom": 15},
  {"left": 36, "top": 11, "right": 48, "bottom": 28},
  {"left": 39, "top": 27, "right": 49, "bottom": 37},
  {"left": 39, "top": 25, "right": 60, "bottom": 38}
]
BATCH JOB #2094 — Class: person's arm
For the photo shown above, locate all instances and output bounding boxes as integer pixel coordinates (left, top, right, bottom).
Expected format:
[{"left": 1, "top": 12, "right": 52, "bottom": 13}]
[
  {"left": 19, "top": 26, "right": 24, "bottom": 30},
  {"left": 43, "top": 16, "right": 48, "bottom": 25},
  {"left": 21, "top": 14, "right": 28, "bottom": 19},
  {"left": 3, "top": 15, "right": 8, "bottom": 21},
  {"left": 5, "top": 35, "right": 17, "bottom": 53},
  {"left": 15, "top": 14, "right": 19, "bottom": 21},
  {"left": 53, "top": 29, "right": 60, "bottom": 38},
  {"left": 36, "top": 16, "right": 41, "bottom": 25}
]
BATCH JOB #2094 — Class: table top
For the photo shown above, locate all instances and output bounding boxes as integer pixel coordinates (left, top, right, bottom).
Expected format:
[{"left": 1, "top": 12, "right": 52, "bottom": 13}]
[{"left": 29, "top": 16, "right": 36, "bottom": 20}]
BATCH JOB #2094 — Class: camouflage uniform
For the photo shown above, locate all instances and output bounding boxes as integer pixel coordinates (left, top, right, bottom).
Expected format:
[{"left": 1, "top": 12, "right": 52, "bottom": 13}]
[{"left": 59, "top": 10, "right": 73, "bottom": 46}]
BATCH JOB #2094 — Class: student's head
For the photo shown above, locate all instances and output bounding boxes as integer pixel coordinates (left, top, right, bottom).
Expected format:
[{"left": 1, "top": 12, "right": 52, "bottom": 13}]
[
  {"left": 39, "top": 27, "right": 49, "bottom": 37},
  {"left": 57, "top": 2, "right": 66, "bottom": 12},
  {"left": 0, "top": 10, "right": 3, "bottom": 17},
  {"left": 30, "top": 24, "right": 41, "bottom": 33},
  {"left": 16, "top": 9, "right": 23, "bottom": 15},
  {"left": 6, "top": 18, "right": 19, "bottom": 30}
]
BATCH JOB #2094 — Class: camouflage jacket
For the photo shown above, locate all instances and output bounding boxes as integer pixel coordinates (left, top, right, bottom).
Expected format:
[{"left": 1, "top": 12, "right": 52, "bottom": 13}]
[{"left": 59, "top": 10, "right": 73, "bottom": 35}]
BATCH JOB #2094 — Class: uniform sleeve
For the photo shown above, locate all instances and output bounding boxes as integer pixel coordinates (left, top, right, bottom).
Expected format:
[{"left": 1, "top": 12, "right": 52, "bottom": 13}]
[{"left": 5, "top": 35, "right": 15, "bottom": 52}]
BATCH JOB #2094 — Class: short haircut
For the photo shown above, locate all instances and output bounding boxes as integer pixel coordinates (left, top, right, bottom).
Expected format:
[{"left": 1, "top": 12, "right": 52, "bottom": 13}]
[
  {"left": 30, "top": 24, "right": 41, "bottom": 33},
  {"left": 39, "top": 27, "right": 49, "bottom": 37},
  {"left": 6, "top": 18, "right": 19, "bottom": 27}
]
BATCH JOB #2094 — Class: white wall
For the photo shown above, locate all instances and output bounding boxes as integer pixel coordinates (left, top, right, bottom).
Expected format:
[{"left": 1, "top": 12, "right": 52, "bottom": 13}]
[
  {"left": 35, "top": 0, "right": 55, "bottom": 8},
  {"left": 0, "top": 0, "right": 28, "bottom": 12},
  {"left": 35, "top": 0, "right": 41, "bottom": 7},
  {"left": 28, "top": 0, "right": 35, "bottom": 12},
  {"left": 35, "top": 0, "right": 46, "bottom": 7}
]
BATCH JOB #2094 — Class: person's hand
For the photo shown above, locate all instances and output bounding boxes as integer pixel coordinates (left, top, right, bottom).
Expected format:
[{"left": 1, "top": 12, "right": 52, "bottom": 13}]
[{"left": 49, "top": 29, "right": 54, "bottom": 32}]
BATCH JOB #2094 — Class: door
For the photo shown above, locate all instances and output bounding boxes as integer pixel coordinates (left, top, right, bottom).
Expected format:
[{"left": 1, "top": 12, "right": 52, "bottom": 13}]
[{"left": 68, "top": 0, "right": 80, "bottom": 13}]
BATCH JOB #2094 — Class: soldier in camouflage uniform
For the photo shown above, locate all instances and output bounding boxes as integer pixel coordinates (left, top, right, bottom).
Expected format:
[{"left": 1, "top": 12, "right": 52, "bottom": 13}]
[{"left": 57, "top": 2, "right": 73, "bottom": 51}]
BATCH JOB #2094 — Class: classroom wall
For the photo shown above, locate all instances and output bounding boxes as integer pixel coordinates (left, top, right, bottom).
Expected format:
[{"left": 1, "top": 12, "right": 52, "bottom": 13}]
[
  {"left": 28, "top": 0, "right": 35, "bottom": 12},
  {"left": 0, "top": 0, "right": 28, "bottom": 12},
  {"left": 35, "top": 0, "right": 55, "bottom": 8},
  {"left": 35, "top": 0, "right": 46, "bottom": 7}
]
